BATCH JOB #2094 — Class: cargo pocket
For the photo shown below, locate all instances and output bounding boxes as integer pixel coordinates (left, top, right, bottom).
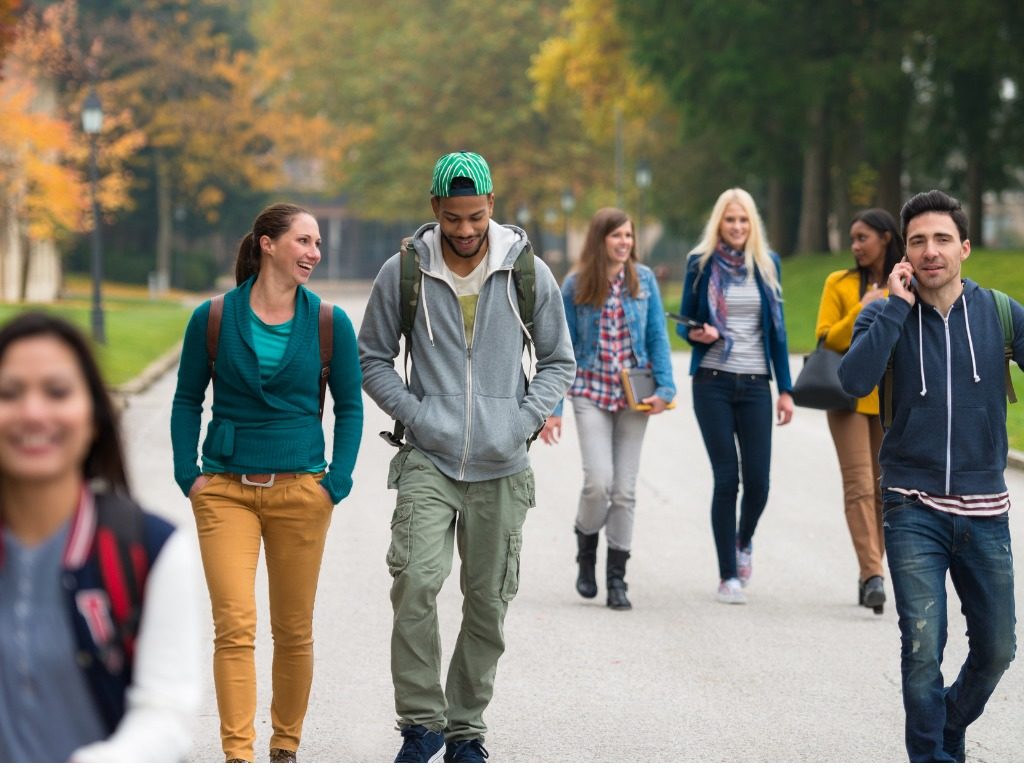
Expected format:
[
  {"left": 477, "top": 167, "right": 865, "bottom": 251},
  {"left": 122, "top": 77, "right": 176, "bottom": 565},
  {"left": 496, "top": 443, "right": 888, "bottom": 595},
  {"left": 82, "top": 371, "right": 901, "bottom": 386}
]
[
  {"left": 386, "top": 500, "right": 414, "bottom": 576},
  {"left": 387, "top": 446, "right": 413, "bottom": 490},
  {"left": 500, "top": 530, "right": 523, "bottom": 602}
]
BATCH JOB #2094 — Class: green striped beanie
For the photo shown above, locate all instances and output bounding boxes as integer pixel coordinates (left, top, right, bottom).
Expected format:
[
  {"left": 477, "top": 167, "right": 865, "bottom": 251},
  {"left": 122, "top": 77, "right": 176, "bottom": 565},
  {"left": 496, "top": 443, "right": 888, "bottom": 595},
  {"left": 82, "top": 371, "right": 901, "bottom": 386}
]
[{"left": 430, "top": 151, "right": 493, "bottom": 197}]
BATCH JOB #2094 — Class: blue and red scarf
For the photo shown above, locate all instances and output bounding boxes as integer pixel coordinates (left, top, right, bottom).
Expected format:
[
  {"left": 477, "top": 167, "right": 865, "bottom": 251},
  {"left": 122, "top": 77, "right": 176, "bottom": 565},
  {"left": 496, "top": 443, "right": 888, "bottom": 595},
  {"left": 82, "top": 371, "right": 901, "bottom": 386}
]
[{"left": 707, "top": 242, "right": 783, "bottom": 361}]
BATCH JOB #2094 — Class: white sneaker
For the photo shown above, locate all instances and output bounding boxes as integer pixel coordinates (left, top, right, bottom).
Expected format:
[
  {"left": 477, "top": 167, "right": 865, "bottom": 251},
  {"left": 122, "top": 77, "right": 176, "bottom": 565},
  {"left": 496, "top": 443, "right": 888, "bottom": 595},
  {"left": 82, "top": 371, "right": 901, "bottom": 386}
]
[
  {"left": 717, "top": 577, "right": 747, "bottom": 604},
  {"left": 736, "top": 546, "right": 753, "bottom": 587}
]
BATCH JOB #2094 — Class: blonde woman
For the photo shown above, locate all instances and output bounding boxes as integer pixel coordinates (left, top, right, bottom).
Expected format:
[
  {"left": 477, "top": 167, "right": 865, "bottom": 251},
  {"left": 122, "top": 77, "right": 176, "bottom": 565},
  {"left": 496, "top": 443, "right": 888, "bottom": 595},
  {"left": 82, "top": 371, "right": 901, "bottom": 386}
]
[{"left": 677, "top": 189, "right": 793, "bottom": 604}]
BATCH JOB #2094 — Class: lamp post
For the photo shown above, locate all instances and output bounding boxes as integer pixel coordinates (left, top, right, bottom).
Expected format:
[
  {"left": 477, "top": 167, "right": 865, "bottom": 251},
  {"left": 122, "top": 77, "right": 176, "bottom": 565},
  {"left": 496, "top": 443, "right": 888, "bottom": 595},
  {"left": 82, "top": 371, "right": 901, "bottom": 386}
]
[
  {"left": 515, "top": 203, "right": 531, "bottom": 229},
  {"left": 81, "top": 90, "right": 106, "bottom": 344},
  {"left": 635, "top": 160, "right": 651, "bottom": 257},
  {"left": 560, "top": 188, "right": 575, "bottom": 270}
]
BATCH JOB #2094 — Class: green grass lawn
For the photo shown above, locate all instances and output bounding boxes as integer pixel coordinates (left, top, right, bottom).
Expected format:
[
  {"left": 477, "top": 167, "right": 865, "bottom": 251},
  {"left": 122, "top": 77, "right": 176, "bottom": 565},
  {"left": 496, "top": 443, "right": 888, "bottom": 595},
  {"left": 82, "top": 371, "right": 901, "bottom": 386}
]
[
  {"left": 660, "top": 249, "right": 1024, "bottom": 449},
  {"left": 0, "top": 280, "right": 194, "bottom": 387}
]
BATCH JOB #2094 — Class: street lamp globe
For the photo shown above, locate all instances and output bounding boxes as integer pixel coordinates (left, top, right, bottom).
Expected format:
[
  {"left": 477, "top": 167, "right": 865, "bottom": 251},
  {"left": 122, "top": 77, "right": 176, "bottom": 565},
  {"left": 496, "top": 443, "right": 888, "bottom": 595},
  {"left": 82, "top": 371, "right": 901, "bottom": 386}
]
[
  {"left": 635, "top": 161, "right": 652, "bottom": 190},
  {"left": 81, "top": 90, "right": 103, "bottom": 135},
  {"left": 560, "top": 188, "right": 575, "bottom": 215}
]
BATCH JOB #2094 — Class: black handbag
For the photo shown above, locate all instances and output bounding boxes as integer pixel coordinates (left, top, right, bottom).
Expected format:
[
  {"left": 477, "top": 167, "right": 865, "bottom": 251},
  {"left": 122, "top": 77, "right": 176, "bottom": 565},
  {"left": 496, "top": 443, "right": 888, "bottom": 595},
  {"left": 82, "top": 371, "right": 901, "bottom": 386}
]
[{"left": 791, "top": 338, "right": 857, "bottom": 411}]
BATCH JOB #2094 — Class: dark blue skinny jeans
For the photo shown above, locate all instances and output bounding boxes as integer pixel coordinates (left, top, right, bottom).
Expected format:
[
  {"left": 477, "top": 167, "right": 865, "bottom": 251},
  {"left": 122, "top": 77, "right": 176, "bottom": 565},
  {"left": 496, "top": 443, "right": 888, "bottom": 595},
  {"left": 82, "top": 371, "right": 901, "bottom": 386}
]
[
  {"left": 882, "top": 491, "right": 1016, "bottom": 762},
  {"left": 691, "top": 368, "right": 772, "bottom": 581}
]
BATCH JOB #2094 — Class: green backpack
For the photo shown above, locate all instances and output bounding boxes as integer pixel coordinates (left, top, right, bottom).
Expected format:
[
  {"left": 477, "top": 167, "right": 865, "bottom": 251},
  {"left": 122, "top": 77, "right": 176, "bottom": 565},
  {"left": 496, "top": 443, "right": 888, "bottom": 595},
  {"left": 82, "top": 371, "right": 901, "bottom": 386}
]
[
  {"left": 881, "top": 288, "right": 1017, "bottom": 427},
  {"left": 379, "top": 237, "right": 537, "bottom": 447}
]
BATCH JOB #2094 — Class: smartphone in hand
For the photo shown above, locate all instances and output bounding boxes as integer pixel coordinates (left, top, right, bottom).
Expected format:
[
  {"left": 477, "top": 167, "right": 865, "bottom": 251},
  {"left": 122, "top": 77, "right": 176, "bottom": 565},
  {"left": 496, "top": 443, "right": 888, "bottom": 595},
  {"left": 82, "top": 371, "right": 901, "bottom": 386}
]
[
  {"left": 666, "top": 311, "right": 703, "bottom": 329},
  {"left": 898, "top": 256, "right": 917, "bottom": 291}
]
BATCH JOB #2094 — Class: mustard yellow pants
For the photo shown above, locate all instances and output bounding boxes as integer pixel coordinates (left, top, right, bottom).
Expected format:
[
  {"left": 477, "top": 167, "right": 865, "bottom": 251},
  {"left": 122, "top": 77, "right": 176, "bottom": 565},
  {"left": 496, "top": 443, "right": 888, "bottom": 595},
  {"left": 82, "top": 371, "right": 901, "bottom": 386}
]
[{"left": 191, "top": 472, "right": 334, "bottom": 762}]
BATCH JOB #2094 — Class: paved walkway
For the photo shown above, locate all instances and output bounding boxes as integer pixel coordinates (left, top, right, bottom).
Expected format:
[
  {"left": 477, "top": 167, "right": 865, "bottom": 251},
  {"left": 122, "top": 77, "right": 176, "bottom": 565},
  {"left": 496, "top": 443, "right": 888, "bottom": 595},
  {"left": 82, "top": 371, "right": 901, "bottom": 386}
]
[{"left": 120, "top": 284, "right": 1024, "bottom": 763}]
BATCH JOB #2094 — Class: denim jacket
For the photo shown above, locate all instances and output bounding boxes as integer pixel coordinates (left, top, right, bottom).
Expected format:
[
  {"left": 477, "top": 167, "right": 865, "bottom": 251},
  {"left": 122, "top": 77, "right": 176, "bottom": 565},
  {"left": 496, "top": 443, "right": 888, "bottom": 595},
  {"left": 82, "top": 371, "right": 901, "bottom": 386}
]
[
  {"left": 553, "top": 263, "right": 676, "bottom": 416},
  {"left": 678, "top": 251, "right": 793, "bottom": 393}
]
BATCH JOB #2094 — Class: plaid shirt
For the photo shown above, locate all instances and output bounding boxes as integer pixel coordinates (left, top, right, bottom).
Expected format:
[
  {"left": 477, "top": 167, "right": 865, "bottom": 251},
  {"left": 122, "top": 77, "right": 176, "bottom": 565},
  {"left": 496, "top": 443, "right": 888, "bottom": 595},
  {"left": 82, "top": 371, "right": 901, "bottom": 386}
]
[{"left": 570, "top": 272, "right": 634, "bottom": 412}]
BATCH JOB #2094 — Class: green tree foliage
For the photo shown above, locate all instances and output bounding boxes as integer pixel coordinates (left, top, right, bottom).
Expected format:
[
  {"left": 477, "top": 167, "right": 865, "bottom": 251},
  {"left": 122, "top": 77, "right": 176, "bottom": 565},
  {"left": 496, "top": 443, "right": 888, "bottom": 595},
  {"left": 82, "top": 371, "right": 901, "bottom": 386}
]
[
  {"left": 34, "top": 0, "right": 315, "bottom": 288},
  {"left": 253, "top": 0, "right": 576, "bottom": 226},
  {"left": 616, "top": 0, "right": 1024, "bottom": 251}
]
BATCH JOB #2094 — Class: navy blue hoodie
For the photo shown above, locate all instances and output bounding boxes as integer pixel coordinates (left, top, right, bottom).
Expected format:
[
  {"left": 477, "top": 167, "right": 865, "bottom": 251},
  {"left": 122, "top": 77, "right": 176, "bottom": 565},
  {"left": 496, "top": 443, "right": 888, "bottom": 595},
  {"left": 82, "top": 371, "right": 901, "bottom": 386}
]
[{"left": 839, "top": 279, "right": 1024, "bottom": 495}]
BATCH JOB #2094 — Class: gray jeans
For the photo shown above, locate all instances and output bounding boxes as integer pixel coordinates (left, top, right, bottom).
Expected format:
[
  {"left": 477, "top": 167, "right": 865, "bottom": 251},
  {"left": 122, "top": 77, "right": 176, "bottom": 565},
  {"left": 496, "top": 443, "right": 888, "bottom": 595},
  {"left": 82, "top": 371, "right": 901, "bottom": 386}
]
[{"left": 572, "top": 396, "right": 650, "bottom": 551}]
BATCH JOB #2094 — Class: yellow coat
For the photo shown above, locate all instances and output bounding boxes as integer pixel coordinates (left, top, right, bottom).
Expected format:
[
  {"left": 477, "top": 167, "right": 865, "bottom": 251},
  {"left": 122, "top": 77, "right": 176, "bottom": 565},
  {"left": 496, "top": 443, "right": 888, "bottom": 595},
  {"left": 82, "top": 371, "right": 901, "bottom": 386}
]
[{"left": 814, "top": 268, "right": 886, "bottom": 415}]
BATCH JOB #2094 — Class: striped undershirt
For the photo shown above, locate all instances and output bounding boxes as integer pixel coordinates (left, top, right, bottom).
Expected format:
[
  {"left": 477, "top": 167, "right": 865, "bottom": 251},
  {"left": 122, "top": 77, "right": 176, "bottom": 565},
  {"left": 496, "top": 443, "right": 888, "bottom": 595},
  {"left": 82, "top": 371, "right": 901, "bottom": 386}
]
[
  {"left": 888, "top": 488, "right": 1010, "bottom": 517},
  {"left": 700, "top": 279, "right": 768, "bottom": 375}
]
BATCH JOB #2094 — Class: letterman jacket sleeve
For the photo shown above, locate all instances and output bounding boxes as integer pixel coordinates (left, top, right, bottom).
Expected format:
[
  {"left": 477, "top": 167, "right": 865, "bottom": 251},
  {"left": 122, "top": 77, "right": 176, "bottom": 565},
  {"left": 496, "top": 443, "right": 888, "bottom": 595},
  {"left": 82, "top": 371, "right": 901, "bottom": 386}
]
[{"left": 70, "top": 530, "right": 203, "bottom": 762}]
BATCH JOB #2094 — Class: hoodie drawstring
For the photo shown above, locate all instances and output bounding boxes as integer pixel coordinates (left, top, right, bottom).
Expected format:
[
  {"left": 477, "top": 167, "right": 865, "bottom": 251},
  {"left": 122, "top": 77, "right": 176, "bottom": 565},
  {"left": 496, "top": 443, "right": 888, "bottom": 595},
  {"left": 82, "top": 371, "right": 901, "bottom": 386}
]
[
  {"left": 917, "top": 303, "right": 927, "bottom": 397},
  {"left": 962, "top": 292, "right": 982, "bottom": 383},
  {"left": 420, "top": 274, "right": 435, "bottom": 347}
]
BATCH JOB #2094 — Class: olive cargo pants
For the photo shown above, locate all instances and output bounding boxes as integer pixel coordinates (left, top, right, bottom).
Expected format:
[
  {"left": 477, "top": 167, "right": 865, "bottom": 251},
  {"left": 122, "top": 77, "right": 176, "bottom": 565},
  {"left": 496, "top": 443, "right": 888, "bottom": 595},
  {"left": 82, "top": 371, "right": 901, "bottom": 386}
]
[{"left": 386, "top": 447, "right": 535, "bottom": 741}]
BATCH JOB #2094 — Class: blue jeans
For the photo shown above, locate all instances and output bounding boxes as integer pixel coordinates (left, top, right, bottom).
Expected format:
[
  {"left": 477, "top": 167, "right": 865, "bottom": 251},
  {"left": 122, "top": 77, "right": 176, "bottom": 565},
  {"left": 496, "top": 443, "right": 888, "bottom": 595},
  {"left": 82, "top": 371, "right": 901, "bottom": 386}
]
[
  {"left": 692, "top": 369, "right": 772, "bottom": 580},
  {"left": 882, "top": 492, "right": 1016, "bottom": 762}
]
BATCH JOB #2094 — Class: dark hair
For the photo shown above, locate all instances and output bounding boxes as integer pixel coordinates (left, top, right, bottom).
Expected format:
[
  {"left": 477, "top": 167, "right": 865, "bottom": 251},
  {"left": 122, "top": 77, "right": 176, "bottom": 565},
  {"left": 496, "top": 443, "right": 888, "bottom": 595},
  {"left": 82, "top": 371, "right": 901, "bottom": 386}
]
[
  {"left": 850, "top": 208, "right": 904, "bottom": 289},
  {"left": 572, "top": 207, "right": 639, "bottom": 307},
  {"left": 0, "top": 312, "right": 128, "bottom": 493},
  {"left": 899, "top": 190, "right": 969, "bottom": 242},
  {"left": 235, "top": 203, "right": 312, "bottom": 285}
]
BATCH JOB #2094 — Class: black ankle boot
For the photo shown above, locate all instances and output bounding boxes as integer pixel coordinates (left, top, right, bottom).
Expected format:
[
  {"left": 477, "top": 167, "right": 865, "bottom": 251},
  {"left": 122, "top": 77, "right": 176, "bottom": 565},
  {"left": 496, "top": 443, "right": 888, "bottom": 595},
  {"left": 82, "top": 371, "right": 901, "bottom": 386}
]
[
  {"left": 575, "top": 528, "right": 599, "bottom": 598},
  {"left": 606, "top": 548, "right": 632, "bottom": 610},
  {"left": 859, "top": 575, "right": 886, "bottom": 614}
]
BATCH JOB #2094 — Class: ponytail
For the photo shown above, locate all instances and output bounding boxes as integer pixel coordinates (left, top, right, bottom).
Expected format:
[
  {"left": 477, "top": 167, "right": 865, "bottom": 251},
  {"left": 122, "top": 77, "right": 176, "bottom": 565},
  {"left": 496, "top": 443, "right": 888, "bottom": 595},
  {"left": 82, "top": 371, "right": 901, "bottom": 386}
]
[
  {"left": 234, "top": 232, "right": 262, "bottom": 285},
  {"left": 233, "top": 202, "right": 313, "bottom": 286}
]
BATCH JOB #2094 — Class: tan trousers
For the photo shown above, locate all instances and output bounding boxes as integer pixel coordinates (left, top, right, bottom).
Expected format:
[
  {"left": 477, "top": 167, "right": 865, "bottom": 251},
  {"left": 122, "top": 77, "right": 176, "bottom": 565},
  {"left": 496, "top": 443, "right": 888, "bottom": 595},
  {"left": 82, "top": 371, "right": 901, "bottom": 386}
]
[
  {"left": 827, "top": 410, "right": 884, "bottom": 582},
  {"left": 191, "top": 473, "right": 334, "bottom": 762}
]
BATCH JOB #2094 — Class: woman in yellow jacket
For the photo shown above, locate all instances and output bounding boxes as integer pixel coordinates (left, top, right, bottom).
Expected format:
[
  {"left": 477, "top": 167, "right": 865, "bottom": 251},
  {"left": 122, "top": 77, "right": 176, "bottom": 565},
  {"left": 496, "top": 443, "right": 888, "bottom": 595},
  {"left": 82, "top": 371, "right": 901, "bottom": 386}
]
[{"left": 815, "top": 208, "right": 903, "bottom": 614}]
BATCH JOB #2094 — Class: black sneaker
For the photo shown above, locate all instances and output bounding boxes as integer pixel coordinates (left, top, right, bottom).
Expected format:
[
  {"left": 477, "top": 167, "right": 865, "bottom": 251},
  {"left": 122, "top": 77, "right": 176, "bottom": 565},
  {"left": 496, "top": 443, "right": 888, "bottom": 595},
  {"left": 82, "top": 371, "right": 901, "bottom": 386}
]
[
  {"left": 444, "top": 739, "right": 489, "bottom": 763},
  {"left": 395, "top": 725, "right": 445, "bottom": 763}
]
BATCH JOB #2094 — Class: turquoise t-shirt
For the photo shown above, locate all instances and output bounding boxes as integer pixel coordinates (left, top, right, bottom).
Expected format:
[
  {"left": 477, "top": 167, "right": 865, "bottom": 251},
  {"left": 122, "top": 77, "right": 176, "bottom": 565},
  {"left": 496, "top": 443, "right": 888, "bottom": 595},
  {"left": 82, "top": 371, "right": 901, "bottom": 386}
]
[
  {"left": 202, "top": 309, "right": 325, "bottom": 474},
  {"left": 251, "top": 309, "right": 292, "bottom": 382}
]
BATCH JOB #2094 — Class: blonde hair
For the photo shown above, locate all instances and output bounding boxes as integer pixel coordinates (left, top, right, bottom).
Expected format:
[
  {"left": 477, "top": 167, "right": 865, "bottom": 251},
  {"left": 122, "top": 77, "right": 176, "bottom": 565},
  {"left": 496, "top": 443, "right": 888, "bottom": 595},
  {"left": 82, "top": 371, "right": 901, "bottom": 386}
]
[{"left": 689, "top": 188, "right": 780, "bottom": 296}]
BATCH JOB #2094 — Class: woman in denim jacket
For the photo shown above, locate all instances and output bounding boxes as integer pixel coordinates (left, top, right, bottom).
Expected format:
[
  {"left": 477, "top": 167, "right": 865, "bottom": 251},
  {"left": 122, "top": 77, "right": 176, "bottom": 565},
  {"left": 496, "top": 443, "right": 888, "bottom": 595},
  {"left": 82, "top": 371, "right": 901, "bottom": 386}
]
[
  {"left": 678, "top": 188, "right": 793, "bottom": 605},
  {"left": 540, "top": 208, "right": 675, "bottom": 610}
]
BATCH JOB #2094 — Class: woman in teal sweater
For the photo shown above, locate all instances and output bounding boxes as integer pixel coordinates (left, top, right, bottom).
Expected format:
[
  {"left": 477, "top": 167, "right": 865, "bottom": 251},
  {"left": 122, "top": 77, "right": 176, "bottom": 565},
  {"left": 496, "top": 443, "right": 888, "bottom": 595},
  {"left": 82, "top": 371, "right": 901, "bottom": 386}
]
[{"left": 170, "top": 203, "right": 362, "bottom": 763}]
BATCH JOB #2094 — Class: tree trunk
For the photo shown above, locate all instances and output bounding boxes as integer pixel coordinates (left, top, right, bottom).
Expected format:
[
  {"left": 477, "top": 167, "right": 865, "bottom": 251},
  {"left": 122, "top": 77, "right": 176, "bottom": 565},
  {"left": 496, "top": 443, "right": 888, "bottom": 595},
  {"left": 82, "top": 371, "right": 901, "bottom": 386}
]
[
  {"left": 154, "top": 150, "right": 173, "bottom": 293},
  {"left": 766, "top": 176, "right": 800, "bottom": 256},
  {"left": 797, "top": 105, "right": 831, "bottom": 254},
  {"left": 966, "top": 153, "right": 985, "bottom": 246},
  {"left": 876, "top": 149, "right": 903, "bottom": 220}
]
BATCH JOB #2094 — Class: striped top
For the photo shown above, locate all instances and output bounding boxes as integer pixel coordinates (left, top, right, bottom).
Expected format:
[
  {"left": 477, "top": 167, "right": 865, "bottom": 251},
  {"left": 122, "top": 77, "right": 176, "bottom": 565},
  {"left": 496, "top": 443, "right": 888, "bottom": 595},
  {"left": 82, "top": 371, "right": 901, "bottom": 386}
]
[
  {"left": 889, "top": 487, "right": 1010, "bottom": 517},
  {"left": 700, "top": 280, "right": 768, "bottom": 374}
]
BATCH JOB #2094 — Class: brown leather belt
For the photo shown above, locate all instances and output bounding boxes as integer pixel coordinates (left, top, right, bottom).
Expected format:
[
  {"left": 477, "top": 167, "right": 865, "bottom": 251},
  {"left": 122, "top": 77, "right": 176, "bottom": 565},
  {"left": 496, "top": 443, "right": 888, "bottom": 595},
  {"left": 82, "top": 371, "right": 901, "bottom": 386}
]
[{"left": 220, "top": 472, "right": 305, "bottom": 488}]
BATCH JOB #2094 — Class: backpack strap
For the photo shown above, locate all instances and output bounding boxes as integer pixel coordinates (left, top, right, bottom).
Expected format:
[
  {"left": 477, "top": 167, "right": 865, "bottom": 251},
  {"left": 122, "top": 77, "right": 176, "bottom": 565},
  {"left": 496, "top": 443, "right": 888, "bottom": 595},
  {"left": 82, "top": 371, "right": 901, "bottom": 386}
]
[
  {"left": 380, "top": 240, "right": 421, "bottom": 447},
  {"left": 318, "top": 301, "right": 334, "bottom": 420},
  {"left": 511, "top": 244, "right": 536, "bottom": 340},
  {"left": 207, "top": 294, "right": 225, "bottom": 381},
  {"left": 990, "top": 288, "right": 1017, "bottom": 404},
  {"left": 94, "top": 493, "right": 149, "bottom": 663}
]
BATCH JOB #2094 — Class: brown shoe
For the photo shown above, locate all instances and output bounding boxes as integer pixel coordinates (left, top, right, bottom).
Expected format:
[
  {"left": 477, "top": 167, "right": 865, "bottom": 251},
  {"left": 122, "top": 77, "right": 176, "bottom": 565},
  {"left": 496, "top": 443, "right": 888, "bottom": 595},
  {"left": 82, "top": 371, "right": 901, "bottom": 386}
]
[{"left": 270, "top": 748, "right": 297, "bottom": 763}]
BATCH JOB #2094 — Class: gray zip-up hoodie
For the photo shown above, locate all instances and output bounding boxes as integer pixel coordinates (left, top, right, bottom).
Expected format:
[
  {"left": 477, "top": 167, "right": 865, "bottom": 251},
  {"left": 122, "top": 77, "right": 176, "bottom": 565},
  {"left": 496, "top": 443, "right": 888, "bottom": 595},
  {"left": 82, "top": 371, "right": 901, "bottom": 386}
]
[{"left": 359, "top": 220, "right": 575, "bottom": 482}]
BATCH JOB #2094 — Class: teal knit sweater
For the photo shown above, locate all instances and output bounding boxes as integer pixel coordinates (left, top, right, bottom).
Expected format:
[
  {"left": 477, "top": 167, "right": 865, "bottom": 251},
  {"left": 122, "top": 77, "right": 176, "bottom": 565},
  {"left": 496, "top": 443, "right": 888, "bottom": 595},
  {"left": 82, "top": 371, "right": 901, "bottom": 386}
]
[{"left": 170, "top": 277, "right": 363, "bottom": 503}]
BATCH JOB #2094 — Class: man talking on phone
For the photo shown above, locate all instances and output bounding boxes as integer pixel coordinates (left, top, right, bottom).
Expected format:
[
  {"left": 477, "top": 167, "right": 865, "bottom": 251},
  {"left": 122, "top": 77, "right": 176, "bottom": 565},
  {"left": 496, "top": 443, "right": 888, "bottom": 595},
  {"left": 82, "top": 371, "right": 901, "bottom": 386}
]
[{"left": 839, "top": 190, "right": 1021, "bottom": 762}]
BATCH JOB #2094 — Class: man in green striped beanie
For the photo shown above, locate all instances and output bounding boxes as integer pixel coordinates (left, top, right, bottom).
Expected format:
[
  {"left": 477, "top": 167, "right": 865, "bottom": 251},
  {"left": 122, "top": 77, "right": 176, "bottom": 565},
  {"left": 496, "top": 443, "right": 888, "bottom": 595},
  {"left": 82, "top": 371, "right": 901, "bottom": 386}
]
[{"left": 359, "top": 151, "right": 575, "bottom": 762}]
